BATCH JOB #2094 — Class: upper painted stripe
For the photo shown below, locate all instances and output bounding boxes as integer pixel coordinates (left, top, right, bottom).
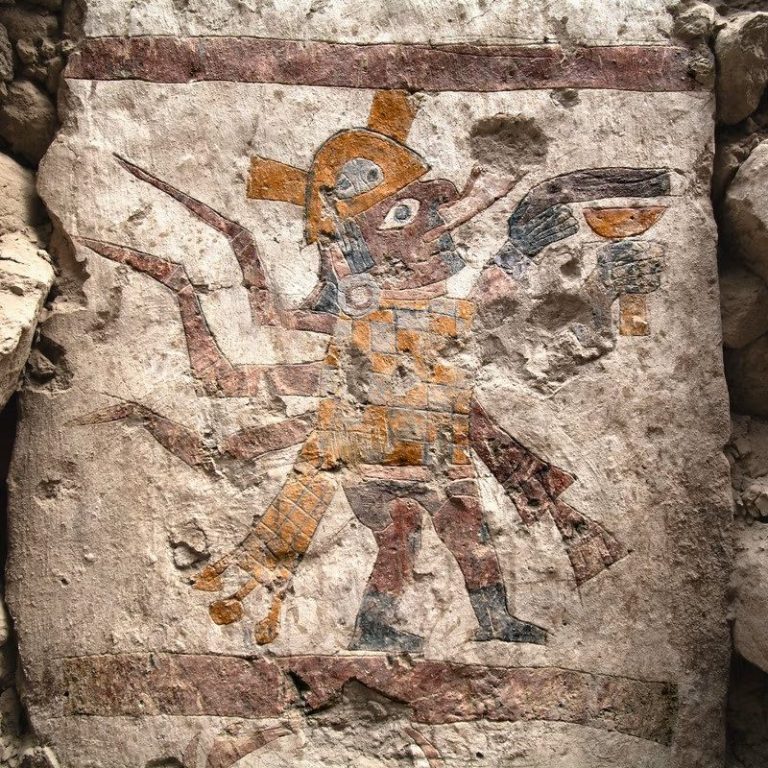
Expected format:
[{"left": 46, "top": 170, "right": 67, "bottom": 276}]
[{"left": 65, "top": 37, "right": 703, "bottom": 92}]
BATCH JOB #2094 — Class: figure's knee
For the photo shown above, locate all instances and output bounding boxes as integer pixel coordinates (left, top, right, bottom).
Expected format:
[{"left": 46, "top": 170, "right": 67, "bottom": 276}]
[
  {"left": 390, "top": 498, "right": 423, "bottom": 531},
  {"left": 371, "top": 500, "right": 424, "bottom": 552},
  {"left": 433, "top": 482, "right": 484, "bottom": 542}
]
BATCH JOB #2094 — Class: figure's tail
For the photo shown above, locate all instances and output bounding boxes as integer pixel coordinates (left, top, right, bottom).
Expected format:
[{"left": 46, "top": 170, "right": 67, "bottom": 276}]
[
  {"left": 469, "top": 399, "right": 629, "bottom": 585},
  {"left": 549, "top": 500, "right": 629, "bottom": 585}
]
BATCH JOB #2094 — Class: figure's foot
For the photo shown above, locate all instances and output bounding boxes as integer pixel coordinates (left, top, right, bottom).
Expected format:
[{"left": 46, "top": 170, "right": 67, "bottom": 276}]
[
  {"left": 195, "top": 561, "right": 246, "bottom": 625},
  {"left": 473, "top": 617, "right": 548, "bottom": 645},
  {"left": 469, "top": 583, "right": 549, "bottom": 646},
  {"left": 349, "top": 590, "right": 424, "bottom": 653},
  {"left": 349, "top": 619, "right": 425, "bottom": 653},
  {"left": 193, "top": 555, "right": 290, "bottom": 644}
]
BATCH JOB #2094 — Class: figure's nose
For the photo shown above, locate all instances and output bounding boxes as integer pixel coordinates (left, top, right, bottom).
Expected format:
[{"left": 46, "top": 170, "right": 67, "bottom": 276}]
[{"left": 424, "top": 168, "right": 524, "bottom": 242}]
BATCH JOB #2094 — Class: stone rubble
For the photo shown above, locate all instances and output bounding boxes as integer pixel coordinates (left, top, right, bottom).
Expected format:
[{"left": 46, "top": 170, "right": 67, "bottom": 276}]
[
  {"left": 0, "top": 80, "right": 55, "bottom": 165},
  {"left": 0, "top": 154, "right": 44, "bottom": 241},
  {"left": 723, "top": 141, "right": 768, "bottom": 282},
  {"left": 711, "top": 2, "right": 768, "bottom": 763},
  {"left": 0, "top": 1, "right": 69, "bottom": 765},
  {"left": 0, "top": 1, "right": 61, "bottom": 166},
  {"left": 720, "top": 265, "right": 768, "bottom": 350},
  {"left": 715, "top": 12, "right": 768, "bottom": 125},
  {"left": 0, "top": 232, "right": 53, "bottom": 407}
]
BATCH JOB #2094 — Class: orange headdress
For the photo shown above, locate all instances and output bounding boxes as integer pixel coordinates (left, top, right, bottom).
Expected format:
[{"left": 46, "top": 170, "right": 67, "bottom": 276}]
[{"left": 247, "top": 91, "right": 428, "bottom": 243}]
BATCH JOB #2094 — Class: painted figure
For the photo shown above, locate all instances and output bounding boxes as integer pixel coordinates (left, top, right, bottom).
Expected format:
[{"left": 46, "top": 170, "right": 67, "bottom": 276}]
[{"left": 78, "top": 91, "right": 670, "bottom": 651}]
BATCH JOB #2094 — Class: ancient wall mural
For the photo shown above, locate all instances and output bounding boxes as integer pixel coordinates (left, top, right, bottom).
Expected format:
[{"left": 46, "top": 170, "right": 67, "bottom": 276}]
[
  {"left": 76, "top": 100, "right": 670, "bottom": 651},
  {"left": 6, "top": 3, "right": 732, "bottom": 767}
]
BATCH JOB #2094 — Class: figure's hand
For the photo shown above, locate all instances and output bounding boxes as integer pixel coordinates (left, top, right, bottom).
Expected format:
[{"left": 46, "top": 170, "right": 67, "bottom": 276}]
[
  {"left": 494, "top": 203, "right": 578, "bottom": 278},
  {"left": 507, "top": 202, "right": 579, "bottom": 257},
  {"left": 493, "top": 238, "right": 533, "bottom": 279}
]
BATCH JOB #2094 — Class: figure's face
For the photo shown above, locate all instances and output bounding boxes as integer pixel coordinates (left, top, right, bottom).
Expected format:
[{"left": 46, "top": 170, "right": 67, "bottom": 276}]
[{"left": 332, "top": 178, "right": 463, "bottom": 291}]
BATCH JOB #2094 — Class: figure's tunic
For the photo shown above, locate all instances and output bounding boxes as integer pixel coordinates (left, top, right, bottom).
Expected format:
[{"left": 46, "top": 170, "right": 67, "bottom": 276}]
[
  {"left": 220, "top": 290, "right": 626, "bottom": 634},
  {"left": 301, "top": 296, "right": 477, "bottom": 479}
]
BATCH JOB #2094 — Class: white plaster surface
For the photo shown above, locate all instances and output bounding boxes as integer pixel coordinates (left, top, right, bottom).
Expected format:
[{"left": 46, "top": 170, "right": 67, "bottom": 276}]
[{"left": 82, "top": 0, "right": 674, "bottom": 45}]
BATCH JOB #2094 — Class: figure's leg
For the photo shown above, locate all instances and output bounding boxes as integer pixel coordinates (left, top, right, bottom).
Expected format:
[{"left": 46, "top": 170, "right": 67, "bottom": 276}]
[
  {"left": 344, "top": 482, "right": 426, "bottom": 652},
  {"left": 195, "top": 463, "right": 337, "bottom": 644},
  {"left": 431, "top": 479, "right": 547, "bottom": 645}
]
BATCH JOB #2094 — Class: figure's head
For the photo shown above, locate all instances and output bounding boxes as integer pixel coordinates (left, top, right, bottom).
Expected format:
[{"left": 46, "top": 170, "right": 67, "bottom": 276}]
[
  {"left": 247, "top": 90, "right": 465, "bottom": 293},
  {"left": 333, "top": 176, "right": 462, "bottom": 290}
]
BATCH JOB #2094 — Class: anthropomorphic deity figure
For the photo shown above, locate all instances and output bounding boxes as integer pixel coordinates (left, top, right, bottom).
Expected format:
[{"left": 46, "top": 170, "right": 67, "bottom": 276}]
[{"left": 78, "top": 91, "right": 670, "bottom": 651}]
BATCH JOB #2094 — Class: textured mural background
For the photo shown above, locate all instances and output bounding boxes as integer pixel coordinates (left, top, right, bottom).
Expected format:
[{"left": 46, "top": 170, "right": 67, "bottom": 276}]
[{"left": 0, "top": 1, "right": 752, "bottom": 767}]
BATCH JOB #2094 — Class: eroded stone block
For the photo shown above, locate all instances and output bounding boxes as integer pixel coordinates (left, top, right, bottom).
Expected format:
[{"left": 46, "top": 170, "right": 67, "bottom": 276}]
[{"left": 0, "top": 233, "right": 53, "bottom": 406}]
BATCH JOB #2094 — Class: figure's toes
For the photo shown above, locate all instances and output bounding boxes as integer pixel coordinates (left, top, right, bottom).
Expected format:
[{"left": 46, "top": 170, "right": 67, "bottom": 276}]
[
  {"left": 209, "top": 598, "right": 243, "bottom": 625},
  {"left": 254, "top": 595, "right": 284, "bottom": 645},
  {"left": 350, "top": 621, "right": 425, "bottom": 654},
  {"left": 474, "top": 618, "right": 548, "bottom": 646},
  {"left": 514, "top": 622, "right": 548, "bottom": 646},
  {"left": 254, "top": 617, "right": 279, "bottom": 645}
]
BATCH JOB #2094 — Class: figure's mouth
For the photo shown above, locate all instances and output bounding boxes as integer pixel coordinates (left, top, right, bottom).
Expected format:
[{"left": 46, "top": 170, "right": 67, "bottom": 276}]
[{"left": 427, "top": 231, "right": 464, "bottom": 277}]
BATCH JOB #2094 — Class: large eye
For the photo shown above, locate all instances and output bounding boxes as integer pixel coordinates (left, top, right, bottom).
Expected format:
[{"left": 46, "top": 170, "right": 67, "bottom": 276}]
[
  {"left": 380, "top": 198, "right": 421, "bottom": 230},
  {"left": 335, "top": 158, "right": 383, "bottom": 199}
]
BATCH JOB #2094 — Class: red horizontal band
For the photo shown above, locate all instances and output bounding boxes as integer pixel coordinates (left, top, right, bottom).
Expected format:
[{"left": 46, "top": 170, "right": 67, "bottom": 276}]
[
  {"left": 65, "top": 37, "right": 702, "bottom": 92},
  {"left": 46, "top": 652, "right": 677, "bottom": 745}
]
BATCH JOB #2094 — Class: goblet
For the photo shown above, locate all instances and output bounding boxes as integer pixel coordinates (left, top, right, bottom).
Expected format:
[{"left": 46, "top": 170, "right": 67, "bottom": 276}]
[{"left": 583, "top": 205, "right": 668, "bottom": 336}]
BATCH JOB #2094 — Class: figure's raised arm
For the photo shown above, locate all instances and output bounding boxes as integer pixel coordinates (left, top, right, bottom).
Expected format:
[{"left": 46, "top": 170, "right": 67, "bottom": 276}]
[
  {"left": 116, "top": 155, "right": 337, "bottom": 335},
  {"left": 115, "top": 155, "right": 280, "bottom": 327},
  {"left": 80, "top": 237, "right": 322, "bottom": 398},
  {"left": 79, "top": 155, "right": 336, "bottom": 397}
]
